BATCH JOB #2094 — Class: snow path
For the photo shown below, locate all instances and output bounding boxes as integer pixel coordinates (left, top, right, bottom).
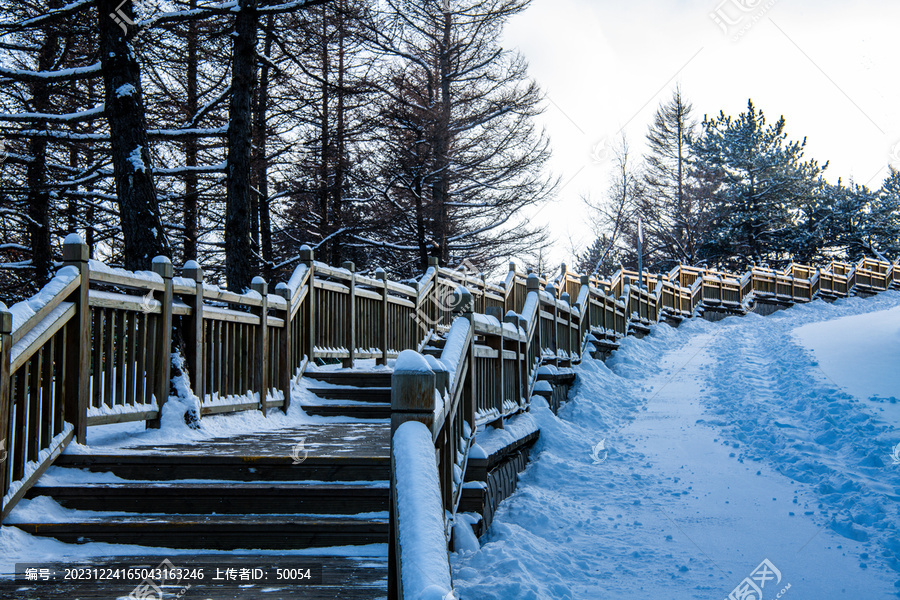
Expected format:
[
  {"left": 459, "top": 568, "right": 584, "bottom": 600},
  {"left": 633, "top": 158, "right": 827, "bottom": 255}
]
[{"left": 453, "top": 293, "right": 900, "bottom": 599}]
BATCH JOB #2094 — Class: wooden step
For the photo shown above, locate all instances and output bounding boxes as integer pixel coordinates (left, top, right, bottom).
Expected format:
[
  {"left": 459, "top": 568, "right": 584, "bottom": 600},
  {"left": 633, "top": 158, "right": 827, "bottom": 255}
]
[
  {"left": 301, "top": 403, "right": 391, "bottom": 419},
  {"left": 13, "top": 514, "right": 389, "bottom": 550},
  {"left": 0, "top": 555, "right": 387, "bottom": 599},
  {"left": 55, "top": 454, "right": 390, "bottom": 482},
  {"left": 26, "top": 482, "right": 388, "bottom": 514},
  {"left": 304, "top": 371, "right": 393, "bottom": 387},
  {"left": 308, "top": 387, "right": 391, "bottom": 402}
]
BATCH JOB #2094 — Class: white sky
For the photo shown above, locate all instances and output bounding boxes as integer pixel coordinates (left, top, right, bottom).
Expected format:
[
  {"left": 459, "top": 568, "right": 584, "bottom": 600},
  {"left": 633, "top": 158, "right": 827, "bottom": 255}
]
[{"left": 501, "top": 0, "right": 900, "bottom": 267}]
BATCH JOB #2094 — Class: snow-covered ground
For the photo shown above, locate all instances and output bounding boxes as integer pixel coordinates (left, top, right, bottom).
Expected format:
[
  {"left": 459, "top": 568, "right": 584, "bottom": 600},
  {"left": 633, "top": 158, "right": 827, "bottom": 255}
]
[{"left": 452, "top": 292, "right": 900, "bottom": 599}]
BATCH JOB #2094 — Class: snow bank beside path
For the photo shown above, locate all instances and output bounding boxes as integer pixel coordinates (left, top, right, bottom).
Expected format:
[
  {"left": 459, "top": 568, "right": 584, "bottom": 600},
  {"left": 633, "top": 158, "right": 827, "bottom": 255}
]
[
  {"left": 793, "top": 304, "right": 900, "bottom": 406},
  {"left": 452, "top": 292, "right": 900, "bottom": 599}
]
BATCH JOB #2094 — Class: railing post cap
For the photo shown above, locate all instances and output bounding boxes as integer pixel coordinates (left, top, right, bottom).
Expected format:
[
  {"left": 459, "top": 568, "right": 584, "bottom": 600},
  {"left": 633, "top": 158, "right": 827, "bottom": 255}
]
[
  {"left": 342, "top": 261, "right": 355, "bottom": 273},
  {"left": 546, "top": 283, "right": 558, "bottom": 297},
  {"left": 182, "top": 260, "right": 203, "bottom": 282},
  {"left": 274, "top": 281, "right": 290, "bottom": 297},
  {"left": 63, "top": 234, "right": 89, "bottom": 262},
  {"left": 250, "top": 276, "right": 268, "bottom": 294},
  {"left": 151, "top": 255, "right": 173, "bottom": 278},
  {"left": 526, "top": 273, "right": 540, "bottom": 290},
  {"left": 375, "top": 267, "right": 386, "bottom": 279},
  {"left": 0, "top": 302, "right": 11, "bottom": 334},
  {"left": 580, "top": 274, "right": 590, "bottom": 285},
  {"left": 428, "top": 256, "right": 440, "bottom": 267},
  {"left": 561, "top": 291, "right": 571, "bottom": 304},
  {"left": 299, "top": 245, "right": 314, "bottom": 261},
  {"left": 509, "top": 261, "right": 516, "bottom": 272}
]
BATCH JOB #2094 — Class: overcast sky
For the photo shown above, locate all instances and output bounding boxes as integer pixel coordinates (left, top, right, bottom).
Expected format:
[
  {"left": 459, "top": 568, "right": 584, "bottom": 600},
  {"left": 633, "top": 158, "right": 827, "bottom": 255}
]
[{"left": 501, "top": 0, "right": 900, "bottom": 268}]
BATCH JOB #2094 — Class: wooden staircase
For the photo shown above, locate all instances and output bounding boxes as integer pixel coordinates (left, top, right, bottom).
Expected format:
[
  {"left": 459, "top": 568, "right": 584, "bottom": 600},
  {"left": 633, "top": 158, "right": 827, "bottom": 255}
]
[
  {"left": 3, "top": 413, "right": 391, "bottom": 598},
  {"left": 301, "top": 370, "right": 394, "bottom": 419}
]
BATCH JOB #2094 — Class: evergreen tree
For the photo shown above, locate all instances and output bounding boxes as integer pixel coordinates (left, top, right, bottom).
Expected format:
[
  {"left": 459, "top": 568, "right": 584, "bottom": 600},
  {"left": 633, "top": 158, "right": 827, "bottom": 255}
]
[
  {"left": 641, "top": 86, "right": 706, "bottom": 269},
  {"left": 690, "top": 99, "right": 826, "bottom": 269}
]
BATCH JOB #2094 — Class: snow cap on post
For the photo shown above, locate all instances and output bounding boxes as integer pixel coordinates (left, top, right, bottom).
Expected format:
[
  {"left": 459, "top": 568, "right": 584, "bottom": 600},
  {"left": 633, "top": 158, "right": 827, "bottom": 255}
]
[
  {"left": 182, "top": 260, "right": 203, "bottom": 282},
  {"left": 0, "top": 301, "right": 10, "bottom": 334},
  {"left": 526, "top": 273, "right": 540, "bottom": 292},
  {"left": 63, "top": 234, "right": 88, "bottom": 262},
  {"left": 151, "top": 255, "right": 172, "bottom": 278},
  {"left": 392, "top": 350, "right": 436, "bottom": 427}
]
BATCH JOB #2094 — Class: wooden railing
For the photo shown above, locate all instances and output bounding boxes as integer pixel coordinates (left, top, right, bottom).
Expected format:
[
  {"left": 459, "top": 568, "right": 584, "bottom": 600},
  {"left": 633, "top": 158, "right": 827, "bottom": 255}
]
[{"left": 4, "top": 232, "right": 900, "bottom": 592}]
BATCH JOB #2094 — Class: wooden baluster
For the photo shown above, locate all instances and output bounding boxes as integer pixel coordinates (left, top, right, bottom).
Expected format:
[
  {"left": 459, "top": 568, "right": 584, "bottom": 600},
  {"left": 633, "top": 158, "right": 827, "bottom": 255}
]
[
  {"left": 300, "top": 246, "right": 315, "bottom": 364},
  {"left": 62, "top": 235, "right": 90, "bottom": 444},
  {"left": 376, "top": 269, "right": 389, "bottom": 366},
  {"left": 183, "top": 262, "right": 205, "bottom": 410},
  {"left": 276, "top": 283, "right": 292, "bottom": 412},
  {"left": 148, "top": 256, "right": 173, "bottom": 429},
  {"left": 251, "top": 277, "right": 269, "bottom": 416},
  {"left": 343, "top": 262, "right": 356, "bottom": 368}
]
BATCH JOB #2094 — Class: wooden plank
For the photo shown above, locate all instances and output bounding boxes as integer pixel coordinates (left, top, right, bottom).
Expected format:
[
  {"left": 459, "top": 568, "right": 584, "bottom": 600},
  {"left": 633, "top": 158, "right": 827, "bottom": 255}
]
[
  {"left": 91, "top": 309, "right": 102, "bottom": 409},
  {"left": 10, "top": 303, "right": 76, "bottom": 374},
  {"left": 53, "top": 326, "right": 65, "bottom": 437},
  {"left": 28, "top": 348, "right": 41, "bottom": 463},
  {"left": 135, "top": 312, "right": 147, "bottom": 408},
  {"left": 86, "top": 410, "right": 159, "bottom": 426},
  {"left": 125, "top": 311, "right": 136, "bottom": 408},
  {"left": 88, "top": 269, "right": 165, "bottom": 293},
  {"left": 13, "top": 366, "right": 28, "bottom": 480},
  {"left": 10, "top": 275, "right": 79, "bottom": 346},
  {"left": 115, "top": 310, "right": 126, "bottom": 407},
  {"left": 103, "top": 308, "right": 114, "bottom": 408},
  {"left": 0, "top": 427, "right": 73, "bottom": 523},
  {"left": 40, "top": 338, "right": 53, "bottom": 449}
]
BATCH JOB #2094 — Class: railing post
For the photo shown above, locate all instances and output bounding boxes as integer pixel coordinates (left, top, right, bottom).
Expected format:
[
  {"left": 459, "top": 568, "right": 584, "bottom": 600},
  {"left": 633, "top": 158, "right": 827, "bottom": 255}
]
[
  {"left": 300, "top": 246, "right": 315, "bottom": 364},
  {"left": 561, "top": 292, "right": 572, "bottom": 360},
  {"left": 459, "top": 288, "right": 476, "bottom": 431},
  {"left": 148, "top": 256, "right": 173, "bottom": 429},
  {"left": 376, "top": 269, "right": 389, "bottom": 366},
  {"left": 504, "top": 261, "right": 516, "bottom": 313},
  {"left": 63, "top": 235, "right": 90, "bottom": 444},
  {"left": 343, "top": 261, "right": 356, "bottom": 368},
  {"left": 251, "top": 277, "right": 269, "bottom": 416},
  {"left": 426, "top": 256, "right": 440, "bottom": 328},
  {"left": 504, "top": 312, "right": 522, "bottom": 408},
  {"left": 389, "top": 350, "right": 438, "bottom": 600},
  {"left": 546, "top": 283, "right": 559, "bottom": 368},
  {"left": 526, "top": 273, "right": 540, "bottom": 357},
  {"left": 276, "top": 283, "right": 293, "bottom": 413},
  {"left": 0, "top": 303, "right": 12, "bottom": 502},
  {"left": 486, "top": 307, "right": 504, "bottom": 428},
  {"left": 182, "top": 262, "right": 204, "bottom": 410}
]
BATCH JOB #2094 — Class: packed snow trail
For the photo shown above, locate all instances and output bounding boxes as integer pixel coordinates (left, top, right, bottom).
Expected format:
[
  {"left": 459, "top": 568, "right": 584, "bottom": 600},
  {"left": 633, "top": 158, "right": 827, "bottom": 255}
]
[{"left": 452, "top": 292, "right": 900, "bottom": 599}]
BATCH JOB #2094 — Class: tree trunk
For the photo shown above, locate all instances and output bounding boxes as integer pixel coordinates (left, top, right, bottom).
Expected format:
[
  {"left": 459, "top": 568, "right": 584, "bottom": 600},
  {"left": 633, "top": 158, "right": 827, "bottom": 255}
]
[
  {"left": 225, "top": 0, "right": 258, "bottom": 292},
  {"left": 183, "top": 0, "right": 200, "bottom": 262},
  {"left": 98, "top": 0, "right": 171, "bottom": 270},
  {"left": 254, "top": 14, "right": 275, "bottom": 281}
]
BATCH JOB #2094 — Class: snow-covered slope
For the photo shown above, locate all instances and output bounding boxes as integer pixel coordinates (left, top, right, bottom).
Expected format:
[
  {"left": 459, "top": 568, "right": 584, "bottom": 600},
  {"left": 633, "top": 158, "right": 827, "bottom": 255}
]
[{"left": 452, "top": 292, "right": 900, "bottom": 599}]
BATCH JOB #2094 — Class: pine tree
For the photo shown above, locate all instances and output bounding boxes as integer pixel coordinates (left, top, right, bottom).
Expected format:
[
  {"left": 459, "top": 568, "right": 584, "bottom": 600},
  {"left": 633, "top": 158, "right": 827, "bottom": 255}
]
[
  {"left": 690, "top": 99, "right": 825, "bottom": 269},
  {"left": 641, "top": 86, "right": 706, "bottom": 269}
]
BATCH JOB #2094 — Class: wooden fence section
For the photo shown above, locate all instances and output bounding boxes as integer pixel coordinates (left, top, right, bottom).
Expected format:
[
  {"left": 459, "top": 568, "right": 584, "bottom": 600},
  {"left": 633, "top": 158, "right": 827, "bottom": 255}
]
[{"left": 3, "top": 232, "right": 900, "bottom": 525}]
